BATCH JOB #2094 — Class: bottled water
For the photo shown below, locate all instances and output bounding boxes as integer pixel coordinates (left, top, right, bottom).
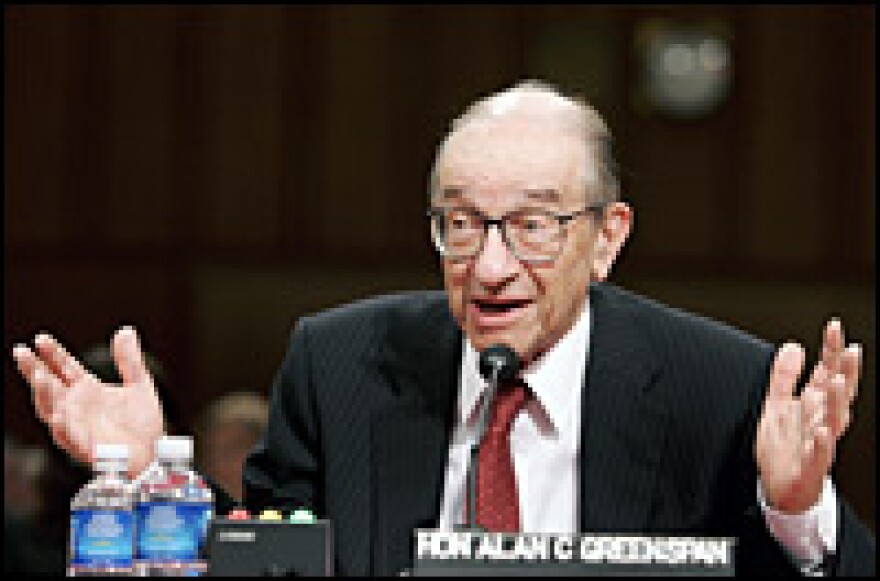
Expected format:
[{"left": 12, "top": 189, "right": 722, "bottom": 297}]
[
  {"left": 68, "top": 443, "right": 135, "bottom": 576},
  {"left": 134, "top": 436, "right": 213, "bottom": 576}
]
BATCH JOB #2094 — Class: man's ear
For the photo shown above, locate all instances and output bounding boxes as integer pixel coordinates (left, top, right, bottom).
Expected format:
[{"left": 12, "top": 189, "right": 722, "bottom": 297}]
[{"left": 590, "top": 202, "right": 632, "bottom": 281}]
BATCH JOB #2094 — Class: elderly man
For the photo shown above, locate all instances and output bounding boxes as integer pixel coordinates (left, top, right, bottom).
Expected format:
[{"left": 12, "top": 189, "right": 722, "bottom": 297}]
[{"left": 12, "top": 80, "right": 875, "bottom": 576}]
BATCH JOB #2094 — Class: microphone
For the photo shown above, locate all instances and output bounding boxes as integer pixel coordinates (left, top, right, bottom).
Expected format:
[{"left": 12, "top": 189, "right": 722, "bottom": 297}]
[
  {"left": 463, "top": 345, "right": 522, "bottom": 531},
  {"left": 478, "top": 344, "right": 522, "bottom": 384}
]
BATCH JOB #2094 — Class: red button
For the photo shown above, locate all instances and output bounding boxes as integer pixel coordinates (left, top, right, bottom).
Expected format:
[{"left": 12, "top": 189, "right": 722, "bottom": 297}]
[{"left": 227, "top": 508, "right": 251, "bottom": 520}]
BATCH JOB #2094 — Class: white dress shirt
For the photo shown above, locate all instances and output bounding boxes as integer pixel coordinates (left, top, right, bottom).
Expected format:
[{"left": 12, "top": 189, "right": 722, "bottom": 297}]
[
  {"left": 439, "top": 295, "right": 591, "bottom": 533},
  {"left": 437, "top": 296, "right": 838, "bottom": 571}
]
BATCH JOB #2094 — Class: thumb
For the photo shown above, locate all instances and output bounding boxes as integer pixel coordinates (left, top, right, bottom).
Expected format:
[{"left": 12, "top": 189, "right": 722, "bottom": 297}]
[
  {"left": 112, "top": 326, "right": 150, "bottom": 386},
  {"left": 767, "top": 343, "right": 805, "bottom": 402}
]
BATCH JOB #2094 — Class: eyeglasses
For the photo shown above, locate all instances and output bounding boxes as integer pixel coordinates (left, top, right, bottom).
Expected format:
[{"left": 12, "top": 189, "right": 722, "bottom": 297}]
[{"left": 427, "top": 204, "right": 606, "bottom": 263}]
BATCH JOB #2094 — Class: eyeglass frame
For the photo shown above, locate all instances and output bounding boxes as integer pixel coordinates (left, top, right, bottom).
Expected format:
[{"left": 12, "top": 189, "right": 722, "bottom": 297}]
[{"left": 426, "top": 202, "right": 608, "bottom": 264}]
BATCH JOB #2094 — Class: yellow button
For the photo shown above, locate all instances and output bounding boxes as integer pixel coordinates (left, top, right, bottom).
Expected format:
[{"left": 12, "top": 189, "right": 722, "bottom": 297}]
[{"left": 258, "top": 510, "right": 284, "bottom": 521}]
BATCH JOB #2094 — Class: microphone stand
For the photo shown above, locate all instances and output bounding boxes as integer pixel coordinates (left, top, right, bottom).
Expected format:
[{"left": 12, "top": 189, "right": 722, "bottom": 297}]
[{"left": 464, "top": 365, "right": 501, "bottom": 532}]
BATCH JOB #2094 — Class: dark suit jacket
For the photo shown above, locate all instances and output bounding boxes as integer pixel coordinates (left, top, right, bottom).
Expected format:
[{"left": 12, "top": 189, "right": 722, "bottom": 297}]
[{"left": 215, "top": 283, "right": 874, "bottom": 576}]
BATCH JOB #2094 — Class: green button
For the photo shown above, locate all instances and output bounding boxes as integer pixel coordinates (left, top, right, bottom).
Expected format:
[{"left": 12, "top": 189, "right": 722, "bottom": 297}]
[{"left": 289, "top": 508, "right": 316, "bottom": 524}]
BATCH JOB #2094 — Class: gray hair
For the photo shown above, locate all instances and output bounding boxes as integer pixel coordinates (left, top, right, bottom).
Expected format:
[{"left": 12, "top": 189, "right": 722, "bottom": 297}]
[{"left": 429, "top": 79, "right": 620, "bottom": 205}]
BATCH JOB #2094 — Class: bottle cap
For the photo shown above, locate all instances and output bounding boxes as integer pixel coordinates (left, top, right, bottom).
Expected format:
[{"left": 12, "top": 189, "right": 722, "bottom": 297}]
[
  {"left": 94, "top": 443, "right": 129, "bottom": 473},
  {"left": 156, "top": 435, "right": 193, "bottom": 460},
  {"left": 258, "top": 509, "right": 283, "bottom": 521},
  {"left": 95, "top": 443, "right": 129, "bottom": 461},
  {"left": 288, "top": 508, "right": 316, "bottom": 524}
]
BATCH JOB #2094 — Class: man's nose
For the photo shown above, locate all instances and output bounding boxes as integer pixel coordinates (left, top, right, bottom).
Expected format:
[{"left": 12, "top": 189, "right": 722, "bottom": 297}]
[{"left": 473, "top": 226, "right": 519, "bottom": 288}]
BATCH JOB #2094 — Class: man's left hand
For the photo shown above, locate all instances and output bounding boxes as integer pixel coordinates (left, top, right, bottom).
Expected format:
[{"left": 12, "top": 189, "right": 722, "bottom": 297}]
[{"left": 756, "top": 319, "right": 861, "bottom": 514}]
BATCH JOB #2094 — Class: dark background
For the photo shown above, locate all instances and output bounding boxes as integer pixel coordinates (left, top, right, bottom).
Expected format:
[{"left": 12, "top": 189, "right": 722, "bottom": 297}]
[{"left": 5, "top": 5, "right": 874, "bottom": 530}]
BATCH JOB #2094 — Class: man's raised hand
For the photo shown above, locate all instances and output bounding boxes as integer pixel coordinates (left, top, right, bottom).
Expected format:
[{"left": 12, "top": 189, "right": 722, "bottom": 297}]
[
  {"left": 12, "top": 327, "right": 166, "bottom": 478},
  {"left": 756, "top": 319, "right": 861, "bottom": 514}
]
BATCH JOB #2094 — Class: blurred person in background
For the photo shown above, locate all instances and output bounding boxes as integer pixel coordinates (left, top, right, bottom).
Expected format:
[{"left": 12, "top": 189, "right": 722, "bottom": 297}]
[
  {"left": 195, "top": 391, "right": 269, "bottom": 503},
  {"left": 5, "top": 435, "right": 46, "bottom": 525},
  {"left": 5, "top": 435, "right": 50, "bottom": 574}
]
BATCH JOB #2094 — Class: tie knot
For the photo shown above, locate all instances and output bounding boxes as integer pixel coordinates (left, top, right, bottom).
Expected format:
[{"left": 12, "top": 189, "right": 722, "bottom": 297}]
[{"left": 487, "top": 380, "right": 529, "bottom": 437}]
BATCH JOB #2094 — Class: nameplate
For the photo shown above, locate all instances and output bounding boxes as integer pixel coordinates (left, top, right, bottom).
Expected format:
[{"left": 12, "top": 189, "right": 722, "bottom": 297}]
[{"left": 413, "top": 530, "right": 735, "bottom": 576}]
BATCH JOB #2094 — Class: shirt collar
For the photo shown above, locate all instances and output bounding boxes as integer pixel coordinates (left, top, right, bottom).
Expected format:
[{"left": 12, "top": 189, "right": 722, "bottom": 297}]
[{"left": 459, "top": 296, "right": 592, "bottom": 438}]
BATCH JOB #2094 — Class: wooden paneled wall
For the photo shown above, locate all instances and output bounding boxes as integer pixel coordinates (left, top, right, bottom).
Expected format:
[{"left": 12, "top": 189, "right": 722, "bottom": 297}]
[{"left": 5, "top": 5, "right": 874, "bottom": 527}]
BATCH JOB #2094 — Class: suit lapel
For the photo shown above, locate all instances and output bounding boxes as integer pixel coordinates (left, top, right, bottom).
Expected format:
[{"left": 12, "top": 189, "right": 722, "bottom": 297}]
[
  {"left": 369, "top": 296, "right": 461, "bottom": 575},
  {"left": 580, "top": 283, "right": 669, "bottom": 532}
]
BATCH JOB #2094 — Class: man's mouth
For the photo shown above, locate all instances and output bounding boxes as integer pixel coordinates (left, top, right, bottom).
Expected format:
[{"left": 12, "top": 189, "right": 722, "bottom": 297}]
[{"left": 469, "top": 297, "right": 534, "bottom": 328}]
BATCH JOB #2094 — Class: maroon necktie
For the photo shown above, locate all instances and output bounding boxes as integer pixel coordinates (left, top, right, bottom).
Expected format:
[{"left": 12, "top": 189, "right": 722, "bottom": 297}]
[{"left": 466, "top": 380, "right": 529, "bottom": 532}]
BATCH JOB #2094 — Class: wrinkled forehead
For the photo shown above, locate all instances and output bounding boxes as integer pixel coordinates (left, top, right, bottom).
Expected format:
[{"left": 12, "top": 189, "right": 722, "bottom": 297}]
[{"left": 433, "top": 119, "right": 598, "bottom": 205}]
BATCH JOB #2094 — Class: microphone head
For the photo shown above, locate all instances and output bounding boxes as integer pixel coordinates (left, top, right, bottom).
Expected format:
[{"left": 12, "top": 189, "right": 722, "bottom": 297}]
[{"left": 478, "top": 344, "right": 522, "bottom": 383}]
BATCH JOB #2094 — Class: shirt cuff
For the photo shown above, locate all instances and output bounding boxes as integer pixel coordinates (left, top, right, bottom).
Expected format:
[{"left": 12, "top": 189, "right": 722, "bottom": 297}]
[{"left": 757, "top": 476, "right": 838, "bottom": 566}]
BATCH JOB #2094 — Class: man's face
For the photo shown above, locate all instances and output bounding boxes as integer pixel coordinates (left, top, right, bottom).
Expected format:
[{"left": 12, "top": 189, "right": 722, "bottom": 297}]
[{"left": 433, "top": 119, "right": 605, "bottom": 363}]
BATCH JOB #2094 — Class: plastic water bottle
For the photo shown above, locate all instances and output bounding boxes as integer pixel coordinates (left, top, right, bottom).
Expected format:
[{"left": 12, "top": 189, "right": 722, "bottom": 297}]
[
  {"left": 68, "top": 443, "right": 135, "bottom": 576},
  {"left": 134, "top": 436, "right": 213, "bottom": 576}
]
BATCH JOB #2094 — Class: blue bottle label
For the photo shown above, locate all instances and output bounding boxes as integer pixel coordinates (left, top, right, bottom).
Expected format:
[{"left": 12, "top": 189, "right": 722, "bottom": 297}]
[
  {"left": 70, "top": 508, "right": 134, "bottom": 568},
  {"left": 136, "top": 501, "right": 213, "bottom": 561}
]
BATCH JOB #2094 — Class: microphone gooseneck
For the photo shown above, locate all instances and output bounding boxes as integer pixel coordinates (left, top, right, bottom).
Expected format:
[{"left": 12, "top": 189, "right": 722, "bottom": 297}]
[{"left": 463, "top": 344, "right": 522, "bottom": 531}]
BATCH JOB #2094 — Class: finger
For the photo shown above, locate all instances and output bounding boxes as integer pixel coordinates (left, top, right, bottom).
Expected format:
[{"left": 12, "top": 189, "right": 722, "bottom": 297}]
[
  {"left": 812, "top": 371, "right": 849, "bottom": 440},
  {"left": 796, "top": 391, "right": 823, "bottom": 459},
  {"left": 808, "top": 425, "right": 835, "bottom": 476},
  {"left": 820, "top": 319, "right": 844, "bottom": 375},
  {"left": 774, "top": 399, "right": 801, "bottom": 445},
  {"left": 12, "top": 344, "right": 64, "bottom": 422},
  {"left": 804, "top": 360, "right": 829, "bottom": 395},
  {"left": 781, "top": 400, "right": 807, "bottom": 459},
  {"left": 827, "top": 373, "right": 850, "bottom": 438},
  {"left": 33, "top": 332, "right": 89, "bottom": 386},
  {"left": 839, "top": 344, "right": 861, "bottom": 405},
  {"left": 801, "top": 387, "right": 827, "bottom": 429},
  {"left": 12, "top": 343, "right": 43, "bottom": 383},
  {"left": 111, "top": 326, "right": 149, "bottom": 386},
  {"left": 767, "top": 343, "right": 805, "bottom": 402},
  {"left": 756, "top": 400, "right": 785, "bottom": 469},
  {"left": 34, "top": 367, "right": 69, "bottom": 425}
]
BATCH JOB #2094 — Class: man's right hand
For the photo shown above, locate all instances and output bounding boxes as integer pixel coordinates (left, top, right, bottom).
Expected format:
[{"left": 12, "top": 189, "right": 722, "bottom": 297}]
[{"left": 12, "top": 326, "right": 166, "bottom": 478}]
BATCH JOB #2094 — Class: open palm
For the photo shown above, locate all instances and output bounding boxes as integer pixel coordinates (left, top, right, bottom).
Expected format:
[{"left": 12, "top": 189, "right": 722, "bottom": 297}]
[
  {"left": 13, "top": 327, "right": 165, "bottom": 477},
  {"left": 755, "top": 320, "right": 860, "bottom": 513}
]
